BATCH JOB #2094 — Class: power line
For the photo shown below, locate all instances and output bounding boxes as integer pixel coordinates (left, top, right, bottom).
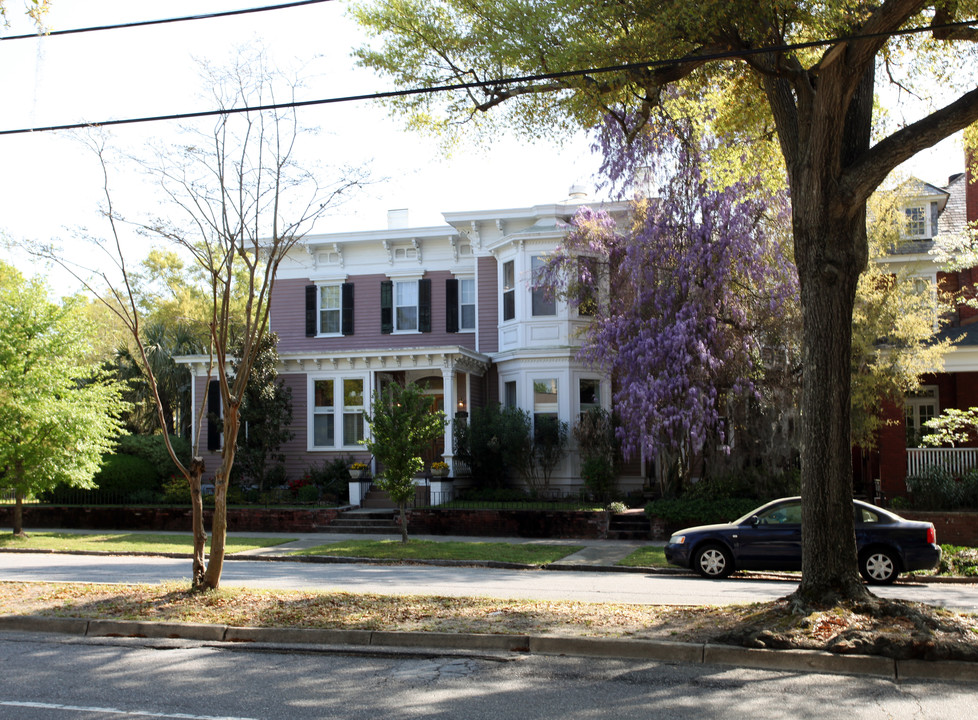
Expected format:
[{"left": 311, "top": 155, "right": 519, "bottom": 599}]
[
  {"left": 0, "top": 0, "right": 335, "bottom": 41},
  {"left": 0, "top": 16, "right": 975, "bottom": 137}
]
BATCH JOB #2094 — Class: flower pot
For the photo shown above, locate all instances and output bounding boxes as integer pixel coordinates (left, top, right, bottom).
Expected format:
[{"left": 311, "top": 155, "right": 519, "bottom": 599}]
[
  {"left": 431, "top": 468, "right": 449, "bottom": 478},
  {"left": 349, "top": 469, "right": 364, "bottom": 479}
]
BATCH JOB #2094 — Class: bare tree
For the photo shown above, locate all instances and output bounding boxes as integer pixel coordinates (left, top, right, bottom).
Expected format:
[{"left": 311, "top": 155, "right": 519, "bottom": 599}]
[{"left": 38, "top": 52, "right": 366, "bottom": 590}]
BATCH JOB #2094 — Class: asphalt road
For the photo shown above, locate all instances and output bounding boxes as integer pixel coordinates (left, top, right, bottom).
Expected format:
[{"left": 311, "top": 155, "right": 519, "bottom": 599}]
[
  {"left": 2, "top": 553, "right": 978, "bottom": 610},
  {"left": 0, "top": 631, "right": 974, "bottom": 720}
]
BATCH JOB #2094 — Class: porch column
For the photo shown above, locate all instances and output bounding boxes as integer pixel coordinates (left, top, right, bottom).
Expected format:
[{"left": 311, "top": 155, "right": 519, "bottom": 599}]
[{"left": 441, "top": 365, "right": 456, "bottom": 469}]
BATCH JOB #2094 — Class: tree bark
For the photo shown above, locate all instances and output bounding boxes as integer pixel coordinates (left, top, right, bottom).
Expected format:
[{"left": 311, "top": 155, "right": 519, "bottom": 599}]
[
  {"left": 774, "top": 62, "right": 876, "bottom": 604},
  {"left": 399, "top": 504, "right": 409, "bottom": 543},
  {"left": 13, "top": 489, "right": 25, "bottom": 538},
  {"left": 188, "top": 457, "right": 207, "bottom": 590}
]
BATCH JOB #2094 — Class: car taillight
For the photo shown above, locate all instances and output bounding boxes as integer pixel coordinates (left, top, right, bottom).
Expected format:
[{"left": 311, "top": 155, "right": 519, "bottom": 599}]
[{"left": 927, "top": 525, "right": 937, "bottom": 545}]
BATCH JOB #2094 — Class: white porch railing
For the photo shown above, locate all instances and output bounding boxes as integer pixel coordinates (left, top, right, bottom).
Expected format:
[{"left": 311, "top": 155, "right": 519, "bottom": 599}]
[{"left": 907, "top": 447, "right": 978, "bottom": 478}]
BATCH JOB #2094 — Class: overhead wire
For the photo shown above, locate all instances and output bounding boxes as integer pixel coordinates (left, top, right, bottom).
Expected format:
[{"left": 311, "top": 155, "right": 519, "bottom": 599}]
[
  {"left": 0, "top": 12, "right": 975, "bottom": 137},
  {"left": 0, "top": 0, "right": 336, "bottom": 42}
]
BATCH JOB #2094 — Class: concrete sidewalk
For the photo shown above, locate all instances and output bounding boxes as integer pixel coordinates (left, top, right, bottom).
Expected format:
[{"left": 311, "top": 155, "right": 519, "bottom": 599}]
[{"left": 3, "top": 527, "right": 663, "bottom": 570}]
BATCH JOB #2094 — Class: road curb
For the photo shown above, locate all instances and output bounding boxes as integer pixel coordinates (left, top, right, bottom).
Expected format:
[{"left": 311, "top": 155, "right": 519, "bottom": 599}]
[{"left": 2, "top": 614, "right": 976, "bottom": 682}]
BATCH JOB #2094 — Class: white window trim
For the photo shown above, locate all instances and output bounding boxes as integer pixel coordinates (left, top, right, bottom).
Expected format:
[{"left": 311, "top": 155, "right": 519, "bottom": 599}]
[
  {"left": 308, "top": 374, "right": 369, "bottom": 451},
  {"left": 457, "top": 275, "right": 476, "bottom": 333},
  {"left": 386, "top": 274, "right": 423, "bottom": 335},
  {"left": 501, "top": 258, "right": 517, "bottom": 325},
  {"left": 316, "top": 282, "right": 344, "bottom": 338}
]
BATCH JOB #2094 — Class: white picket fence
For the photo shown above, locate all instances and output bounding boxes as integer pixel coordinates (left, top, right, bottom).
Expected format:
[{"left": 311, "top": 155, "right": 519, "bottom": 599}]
[{"left": 907, "top": 447, "right": 978, "bottom": 478}]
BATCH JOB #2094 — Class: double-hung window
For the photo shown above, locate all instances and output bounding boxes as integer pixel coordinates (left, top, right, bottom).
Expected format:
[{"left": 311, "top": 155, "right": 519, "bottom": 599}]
[
  {"left": 459, "top": 278, "right": 476, "bottom": 330},
  {"left": 502, "top": 260, "right": 515, "bottom": 322},
  {"left": 531, "top": 255, "right": 556, "bottom": 316},
  {"left": 311, "top": 377, "right": 365, "bottom": 449},
  {"left": 305, "top": 283, "right": 354, "bottom": 336},
  {"left": 319, "top": 285, "right": 341, "bottom": 335},
  {"left": 447, "top": 277, "right": 476, "bottom": 333},
  {"left": 579, "top": 378, "right": 601, "bottom": 419},
  {"left": 533, "top": 378, "right": 559, "bottom": 442},
  {"left": 381, "top": 279, "right": 431, "bottom": 333},
  {"left": 395, "top": 280, "right": 419, "bottom": 331}
]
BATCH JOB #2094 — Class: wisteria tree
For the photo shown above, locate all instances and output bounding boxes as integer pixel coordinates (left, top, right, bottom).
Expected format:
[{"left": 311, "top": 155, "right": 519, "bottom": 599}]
[{"left": 539, "top": 122, "right": 799, "bottom": 493}]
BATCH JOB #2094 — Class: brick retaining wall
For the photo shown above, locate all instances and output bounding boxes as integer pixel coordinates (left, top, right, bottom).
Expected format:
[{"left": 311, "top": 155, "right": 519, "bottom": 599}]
[
  {"left": 0, "top": 506, "right": 342, "bottom": 534},
  {"left": 900, "top": 510, "right": 978, "bottom": 546},
  {"left": 405, "top": 508, "right": 610, "bottom": 539}
]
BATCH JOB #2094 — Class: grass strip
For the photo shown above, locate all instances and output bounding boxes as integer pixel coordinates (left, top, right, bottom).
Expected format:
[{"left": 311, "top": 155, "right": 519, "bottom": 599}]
[
  {"left": 616, "top": 546, "right": 669, "bottom": 568},
  {"left": 0, "top": 532, "right": 295, "bottom": 555},
  {"left": 289, "top": 539, "right": 583, "bottom": 565}
]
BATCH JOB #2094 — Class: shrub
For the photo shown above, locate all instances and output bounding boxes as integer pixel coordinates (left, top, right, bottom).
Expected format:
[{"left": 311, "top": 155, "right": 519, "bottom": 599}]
[
  {"left": 607, "top": 501, "right": 627, "bottom": 514},
  {"left": 306, "top": 456, "right": 356, "bottom": 499},
  {"left": 581, "top": 456, "right": 616, "bottom": 503},
  {"left": 84, "top": 453, "right": 160, "bottom": 503},
  {"left": 644, "top": 497, "right": 761, "bottom": 526},
  {"left": 297, "top": 484, "right": 320, "bottom": 503},
  {"left": 906, "top": 466, "right": 960, "bottom": 510},
  {"left": 959, "top": 469, "right": 978, "bottom": 509},
  {"left": 115, "top": 434, "right": 192, "bottom": 480},
  {"left": 161, "top": 476, "right": 192, "bottom": 505},
  {"left": 456, "top": 404, "right": 533, "bottom": 489}
]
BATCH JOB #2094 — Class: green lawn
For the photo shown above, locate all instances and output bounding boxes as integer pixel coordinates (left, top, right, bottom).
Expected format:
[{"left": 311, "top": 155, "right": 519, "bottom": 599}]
[
  {"left": 0, "top": 532, "right": 296, "bottom": 554},
  {"left": 616, "top": 545, "right": 669, "bottom": 568},
  {"left": 290, "top": 539, "right": 583, "bottom": 565}
]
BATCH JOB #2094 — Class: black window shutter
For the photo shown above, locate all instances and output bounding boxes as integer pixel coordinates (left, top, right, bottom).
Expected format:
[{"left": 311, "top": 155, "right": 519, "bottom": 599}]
[
  {"left": 341, "top": 282, "right": 355, "bottom": 335},
  {"left": 445, "top": 278, "right": 459, "bottom": 333},
  {"left": 207, "top": 380, "right": 221, "bottom": 451},
  {"left": 419, "top": 278, "right": 432, "bottom": 333},
  {"left": 380, "top": 280, "right": 393, "bottom": 334},
  {"left": 305, "top": 285, "right": 318, "bottom": 337}
]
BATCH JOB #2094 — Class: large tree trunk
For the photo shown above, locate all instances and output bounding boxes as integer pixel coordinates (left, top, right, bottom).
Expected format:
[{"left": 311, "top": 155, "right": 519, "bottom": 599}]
[
  {"left": 201, "top": 405, "right": 238, "bottom": 589},
  {"left": 776, "top": 63, "right": 876, "bottom": 605},
  {"left": 13, "top": 489, "right": 25, "bottom": 538},
  {"left": 793, "top": 217, "right": 870, "bottom": 603}
]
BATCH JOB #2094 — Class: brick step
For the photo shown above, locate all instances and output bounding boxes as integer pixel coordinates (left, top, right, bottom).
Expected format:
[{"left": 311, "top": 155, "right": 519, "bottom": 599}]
[{"left": 608, "top": 512, "right": 650, "bottom": 541}]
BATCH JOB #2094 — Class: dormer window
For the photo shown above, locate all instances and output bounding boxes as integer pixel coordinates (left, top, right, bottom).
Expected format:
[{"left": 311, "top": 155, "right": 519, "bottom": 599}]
[
  {"left": 905, "top": 206, "right": 927, "bottom": 238},
  {"left": 901, "top": 199, "right": 941, "bottom": 241}
]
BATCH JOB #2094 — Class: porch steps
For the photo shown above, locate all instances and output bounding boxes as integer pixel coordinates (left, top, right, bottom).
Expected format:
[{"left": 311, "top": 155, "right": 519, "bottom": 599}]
[
  {"left": 360, "top": 488, "right": 397, "bottom": 510},
  {"left": 607, "top": 510, "right": 651, "bottom": 540},
  {"left": 322, "top": 508, "right": 399, "bottom": 534}
]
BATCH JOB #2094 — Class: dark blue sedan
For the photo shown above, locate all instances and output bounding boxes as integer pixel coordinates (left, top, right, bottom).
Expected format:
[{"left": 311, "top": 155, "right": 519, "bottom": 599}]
[{"left": 664, "top": 497, "right": 941, "bottom": 584}]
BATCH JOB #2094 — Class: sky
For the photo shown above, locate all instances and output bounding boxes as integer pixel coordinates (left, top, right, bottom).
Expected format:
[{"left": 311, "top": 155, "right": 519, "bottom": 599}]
[{"left": 0, "top": 0, "right": 968, "bottom": 291}]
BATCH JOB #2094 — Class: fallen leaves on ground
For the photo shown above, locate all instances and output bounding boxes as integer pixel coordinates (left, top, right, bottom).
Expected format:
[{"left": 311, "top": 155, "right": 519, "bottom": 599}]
[{"left": 2, "top": 581, "right": 977, "bottom": 661}]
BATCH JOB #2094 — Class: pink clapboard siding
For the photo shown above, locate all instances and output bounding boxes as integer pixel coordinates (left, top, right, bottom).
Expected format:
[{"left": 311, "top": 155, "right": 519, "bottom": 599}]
[
  {"left": 477, "top": 256, "right": 499, "bottom": 353},
  {"left": 271, "top": 274, "right": 479, "bottom": 353}
]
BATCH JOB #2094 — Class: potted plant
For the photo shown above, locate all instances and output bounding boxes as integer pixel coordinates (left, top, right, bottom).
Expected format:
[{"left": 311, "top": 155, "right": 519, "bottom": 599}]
[
  {"left": 430, "top": 461, "right": 450, "bottom": 478},
  {"left": 349, "top": 462, "right": 369, "bottom": 479}
]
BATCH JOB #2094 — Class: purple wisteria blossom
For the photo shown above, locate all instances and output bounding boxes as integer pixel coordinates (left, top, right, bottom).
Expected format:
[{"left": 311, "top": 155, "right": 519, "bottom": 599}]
[{"left": 540, "top": 119, "right": 798, "bottom": 475}]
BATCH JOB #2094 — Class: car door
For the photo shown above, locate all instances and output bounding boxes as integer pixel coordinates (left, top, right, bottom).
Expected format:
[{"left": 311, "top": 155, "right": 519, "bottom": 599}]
[{"left": 733, "top": 499, "right": 803, "bottom": 570}]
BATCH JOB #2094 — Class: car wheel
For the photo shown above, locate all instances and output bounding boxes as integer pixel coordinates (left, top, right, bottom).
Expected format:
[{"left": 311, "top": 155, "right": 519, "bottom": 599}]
[
  {"left": 693, "top": 544, "right": 733, "bottom": 579},
  {"left": 860, "top": 548, "right": 899, "bottom": 585}
]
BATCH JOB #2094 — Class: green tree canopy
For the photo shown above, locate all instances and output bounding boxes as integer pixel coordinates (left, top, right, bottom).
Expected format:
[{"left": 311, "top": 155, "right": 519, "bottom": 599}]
[
  {"left": 354, "top": 0, "right": 978, "bottom": 604},
  {"left": 364, "top": 381, "right": 446, "bottom": 542},
  {"left": 0, "top": 262, "right": 129, "bottom": 535}
]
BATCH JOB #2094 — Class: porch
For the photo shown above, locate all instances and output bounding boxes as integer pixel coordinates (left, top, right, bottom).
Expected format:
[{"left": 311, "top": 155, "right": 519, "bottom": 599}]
[{"left": 907, "top": 447, "right": 978, "bottom": 478}]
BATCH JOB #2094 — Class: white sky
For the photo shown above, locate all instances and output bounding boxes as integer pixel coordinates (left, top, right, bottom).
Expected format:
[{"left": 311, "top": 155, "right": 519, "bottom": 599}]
[{"left": 0, "top": 0, "right": 967, "bottom": 291}]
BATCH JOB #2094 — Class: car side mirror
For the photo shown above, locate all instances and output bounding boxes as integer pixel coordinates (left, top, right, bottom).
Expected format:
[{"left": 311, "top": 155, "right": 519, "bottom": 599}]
[{"left": 749, "top": 515, "right": 760, "bottom": 527}]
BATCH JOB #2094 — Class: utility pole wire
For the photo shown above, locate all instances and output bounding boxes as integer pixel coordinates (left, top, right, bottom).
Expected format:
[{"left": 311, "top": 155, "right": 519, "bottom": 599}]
[
  {"left": 0, "top": 0, "right": 336, "bottom": 41},
  {"left": 0, "top": 16, "right": 974, "bottom": 137}
]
